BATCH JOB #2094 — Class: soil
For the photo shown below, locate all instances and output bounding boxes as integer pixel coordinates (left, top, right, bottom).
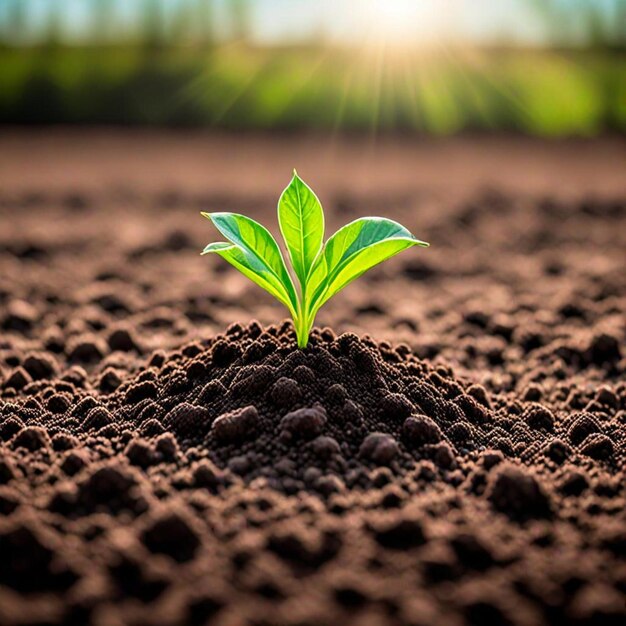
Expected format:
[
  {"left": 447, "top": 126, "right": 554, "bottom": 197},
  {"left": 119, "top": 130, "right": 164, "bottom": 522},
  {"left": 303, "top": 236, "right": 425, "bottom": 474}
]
[{"left": 0, "top": 130, "right": 625, "bottom": 626}]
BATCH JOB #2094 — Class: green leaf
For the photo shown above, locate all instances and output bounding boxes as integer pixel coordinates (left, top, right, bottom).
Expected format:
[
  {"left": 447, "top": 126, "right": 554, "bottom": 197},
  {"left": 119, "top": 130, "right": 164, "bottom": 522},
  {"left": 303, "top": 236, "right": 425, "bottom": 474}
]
[
  {"left": 201, "top": 213, "right": 298, "bottom": 317},
  {"left": 307, "top": 217, "right": 429, "bottom": 315},
  {"left": 277, "top": 171, "right": 324, "bottom": 287},
  {"left": 202, "top": 242, "right": 297, "bottom": 318}
]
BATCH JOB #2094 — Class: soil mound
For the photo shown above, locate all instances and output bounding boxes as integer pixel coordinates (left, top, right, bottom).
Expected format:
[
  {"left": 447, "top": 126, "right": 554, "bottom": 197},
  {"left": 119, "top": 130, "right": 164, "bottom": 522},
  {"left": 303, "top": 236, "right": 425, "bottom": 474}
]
[{"left": 4, "top": 322, "right": 623, "bottom": 494}]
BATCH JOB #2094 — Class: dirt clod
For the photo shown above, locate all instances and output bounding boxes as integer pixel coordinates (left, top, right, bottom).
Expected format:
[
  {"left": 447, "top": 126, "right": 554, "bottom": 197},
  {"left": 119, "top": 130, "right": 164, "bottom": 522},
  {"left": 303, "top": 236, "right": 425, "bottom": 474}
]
[
  {"left": 487, "top": 464, "right": 553, "bottom": 521},
  {"left": 280, "top": 406, "right": 327, "bottom": 441},
  {"left": 212, "top": 405, "right": 259, "bottom": 444}
]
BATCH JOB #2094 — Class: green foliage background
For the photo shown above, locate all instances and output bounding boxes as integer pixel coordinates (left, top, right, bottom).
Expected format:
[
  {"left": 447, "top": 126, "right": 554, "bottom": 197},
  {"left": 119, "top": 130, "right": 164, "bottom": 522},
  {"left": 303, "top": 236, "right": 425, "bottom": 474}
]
[
  {"left": 0, "top": 0, "right": 624, "bottom": 135},
  {"left": 1, "top": 44, "right": 623, "bottom": 134}
]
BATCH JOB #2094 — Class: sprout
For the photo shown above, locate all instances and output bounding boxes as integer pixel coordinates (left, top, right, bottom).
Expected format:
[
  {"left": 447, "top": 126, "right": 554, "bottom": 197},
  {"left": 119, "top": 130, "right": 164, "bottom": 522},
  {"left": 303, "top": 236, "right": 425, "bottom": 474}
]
[{"left": 202, "top": 171, "right": 429, "bottom": 348}]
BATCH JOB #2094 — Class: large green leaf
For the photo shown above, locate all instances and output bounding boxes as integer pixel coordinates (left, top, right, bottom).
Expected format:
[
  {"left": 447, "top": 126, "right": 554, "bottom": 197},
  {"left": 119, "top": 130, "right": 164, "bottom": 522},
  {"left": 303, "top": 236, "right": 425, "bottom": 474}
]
[
  {"left": 201, "top": 213, "right": 298, "bottom": 316},
  {"left": 277, "top": 171, "right": 324, "bottom": 287},
  {"left": 307, "top": 217, "right": 428, "bottom": 315}
]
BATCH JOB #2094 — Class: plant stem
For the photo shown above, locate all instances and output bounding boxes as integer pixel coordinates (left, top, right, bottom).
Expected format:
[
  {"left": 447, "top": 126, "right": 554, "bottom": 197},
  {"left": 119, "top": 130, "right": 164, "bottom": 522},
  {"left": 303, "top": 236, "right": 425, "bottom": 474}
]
[
  {"left": 295, "top": 285, "right": 309, "bottom": 348},
  {"left": 295, "top": 315, "right": 309, "bottom": 348}
]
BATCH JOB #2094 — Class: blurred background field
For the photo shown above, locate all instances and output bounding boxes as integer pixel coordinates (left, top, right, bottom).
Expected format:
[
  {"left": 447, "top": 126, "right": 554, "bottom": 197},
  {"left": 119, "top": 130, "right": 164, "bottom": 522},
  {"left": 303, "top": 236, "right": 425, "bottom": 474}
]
[{"left": 0, "top": 0, "right": 624, "bottom": 135}]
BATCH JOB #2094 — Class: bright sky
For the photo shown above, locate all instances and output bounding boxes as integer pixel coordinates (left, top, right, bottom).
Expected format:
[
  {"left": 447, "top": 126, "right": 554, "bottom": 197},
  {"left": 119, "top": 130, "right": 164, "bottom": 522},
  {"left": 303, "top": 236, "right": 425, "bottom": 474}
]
[
  {"left": 0, "top": 0, "right": 620, "bottom": 46},
  {"left": 252, "top": 0, "right": 544, "bottom": 44}
]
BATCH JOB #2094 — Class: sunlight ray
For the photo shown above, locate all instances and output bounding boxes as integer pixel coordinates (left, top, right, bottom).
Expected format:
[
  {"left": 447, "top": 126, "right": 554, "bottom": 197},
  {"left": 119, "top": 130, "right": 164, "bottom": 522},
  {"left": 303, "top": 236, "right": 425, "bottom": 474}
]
[{"left": 367, "top": 41, "right": 387, "bottom": 151}]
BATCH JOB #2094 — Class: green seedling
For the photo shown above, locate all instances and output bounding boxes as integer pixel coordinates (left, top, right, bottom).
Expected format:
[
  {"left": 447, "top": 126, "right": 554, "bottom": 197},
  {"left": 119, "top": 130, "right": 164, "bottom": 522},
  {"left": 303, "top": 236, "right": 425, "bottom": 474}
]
[{"left": 201, "top": 171, "right": 429, "bottom": 348}]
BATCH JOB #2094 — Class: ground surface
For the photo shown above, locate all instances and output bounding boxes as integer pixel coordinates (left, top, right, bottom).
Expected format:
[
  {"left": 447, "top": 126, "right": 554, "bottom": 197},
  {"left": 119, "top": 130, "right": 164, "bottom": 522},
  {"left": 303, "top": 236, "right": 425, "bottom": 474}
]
[{"left": 0, "top": 130, "right": 625, "bottom": 626}]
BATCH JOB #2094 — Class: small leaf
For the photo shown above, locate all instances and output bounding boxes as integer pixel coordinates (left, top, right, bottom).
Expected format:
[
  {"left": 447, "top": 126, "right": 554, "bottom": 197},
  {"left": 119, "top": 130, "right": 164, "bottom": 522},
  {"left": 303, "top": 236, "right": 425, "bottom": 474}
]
[
  {"left": 278, "top": 171, "right": 324, "bottom": 287},
  {"left": 202, "top": 242, "right": 298, "bottom": 318},
  {"left": 308, "top": 217, "right": 428, "bottom": 313},
  {"left": 201, "top": 213, "right": 298, "bottom": 316}
]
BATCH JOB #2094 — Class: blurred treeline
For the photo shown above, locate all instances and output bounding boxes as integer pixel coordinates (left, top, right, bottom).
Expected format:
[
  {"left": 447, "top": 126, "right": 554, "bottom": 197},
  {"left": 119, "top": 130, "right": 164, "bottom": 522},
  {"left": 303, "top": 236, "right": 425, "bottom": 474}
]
[{"left": 0, "top": 0, "right": 624, "bottom": 135}]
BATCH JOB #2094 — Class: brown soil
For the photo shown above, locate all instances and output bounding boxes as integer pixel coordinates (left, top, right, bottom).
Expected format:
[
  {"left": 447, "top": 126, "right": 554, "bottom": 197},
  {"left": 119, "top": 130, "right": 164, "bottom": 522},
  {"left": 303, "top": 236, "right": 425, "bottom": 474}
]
[{"left": 0, "top": 130, "right": 625, "bottom": 626}]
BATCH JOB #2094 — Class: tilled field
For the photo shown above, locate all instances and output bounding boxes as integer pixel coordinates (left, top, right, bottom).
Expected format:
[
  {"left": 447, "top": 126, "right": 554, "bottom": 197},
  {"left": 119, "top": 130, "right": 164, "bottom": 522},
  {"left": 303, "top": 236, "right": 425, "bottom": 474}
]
[{"left": 0, "top": 131, "right": 625, "bottom": 626}]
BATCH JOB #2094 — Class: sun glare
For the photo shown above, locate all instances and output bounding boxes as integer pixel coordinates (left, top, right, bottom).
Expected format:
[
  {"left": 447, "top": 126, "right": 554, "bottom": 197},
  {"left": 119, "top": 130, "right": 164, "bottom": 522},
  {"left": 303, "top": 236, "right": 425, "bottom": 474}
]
[{"left": 357, "top": 0, "right": 440, "bottom": 45}]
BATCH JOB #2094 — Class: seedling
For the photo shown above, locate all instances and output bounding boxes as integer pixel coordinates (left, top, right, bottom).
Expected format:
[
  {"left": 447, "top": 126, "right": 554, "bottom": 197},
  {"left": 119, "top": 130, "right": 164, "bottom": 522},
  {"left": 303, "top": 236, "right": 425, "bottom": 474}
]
[{"left": 201, "top": 171, "right": 429, "bottom": 348}]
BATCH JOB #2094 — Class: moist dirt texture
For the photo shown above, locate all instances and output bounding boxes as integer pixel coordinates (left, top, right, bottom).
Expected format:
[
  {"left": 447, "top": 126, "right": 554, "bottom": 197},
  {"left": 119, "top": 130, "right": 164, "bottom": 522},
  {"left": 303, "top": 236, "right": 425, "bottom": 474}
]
[{"left": 0, "top": 131, "right": 625, "bottom": 626}]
